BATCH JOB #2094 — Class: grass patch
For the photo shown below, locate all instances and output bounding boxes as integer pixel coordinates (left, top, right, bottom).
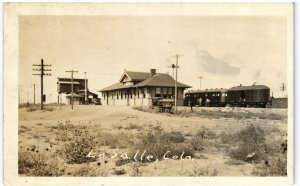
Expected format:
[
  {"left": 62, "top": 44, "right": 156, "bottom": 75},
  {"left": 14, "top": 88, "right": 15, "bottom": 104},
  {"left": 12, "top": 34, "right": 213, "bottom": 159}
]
[
  {"left": 124, "top": 126, "right": 194, "bottom": 164},
  {"left": 224, "top": 159, "right": 245, "bottom": 166},
  {"left": 54, "top": 120, "right": 135, "bottom": 164},
  {"left": 252, "top": 154, "right": 287, "bottom": 176},
  {"left": 182, "top": 166, "right": 218, "bottom": 176},
  {"left": 124, "top": 123, "right": 143, "bottom": 131},
  {"left": 189, "top": 126, "right": 217, "bottom": 152},
  {"left": 18, "top": 146, "right": 65, "bottom": 176},
  {"left": 220, "top": 124, "right": 267, "bottom": 163},
  {"left": 173, "top": 108, "right": 286, "bottom": 121}
]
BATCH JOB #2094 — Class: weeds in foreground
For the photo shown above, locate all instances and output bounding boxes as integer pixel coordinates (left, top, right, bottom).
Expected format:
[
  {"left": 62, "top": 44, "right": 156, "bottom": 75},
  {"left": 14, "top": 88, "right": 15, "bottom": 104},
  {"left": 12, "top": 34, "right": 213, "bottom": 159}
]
[
  {"left": 220, "top": 124, "right": 267, "bottom": 163},
  {"left": 189, "top": 126, "right": 217, "bottom": 152},
  {"left": 55, "top": 120, "right": 135, "bottom": 164},
  {"left": 55, "top": 120, "right": 97, "bottom": 164},
  {"left": 218, "top": 124, "right": 287, "bottom": 176},
  {"left": 18, "top": 145, "right": 65, "bottom": 176},
  {"left": 183, "top": 167, "right": 219, "bottom": 176},
  {"left": 252, "top": 154, "right": 287, "bottom": 176},
  {"left": 127, "top": 127, "right": 194, "bottom": 163},
  {"left": 19, "top": 117, "right": 287, "bottom": 177},
  {"left": 181, "top": 161, "right": 218, "bottom": 176}
]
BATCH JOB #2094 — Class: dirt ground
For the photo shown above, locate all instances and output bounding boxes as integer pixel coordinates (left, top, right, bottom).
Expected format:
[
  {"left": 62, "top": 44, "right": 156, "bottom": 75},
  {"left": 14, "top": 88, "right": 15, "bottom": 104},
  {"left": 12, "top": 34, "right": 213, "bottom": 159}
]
[{"left": 18, "top": 105, "right": 288, "bottom": 176}]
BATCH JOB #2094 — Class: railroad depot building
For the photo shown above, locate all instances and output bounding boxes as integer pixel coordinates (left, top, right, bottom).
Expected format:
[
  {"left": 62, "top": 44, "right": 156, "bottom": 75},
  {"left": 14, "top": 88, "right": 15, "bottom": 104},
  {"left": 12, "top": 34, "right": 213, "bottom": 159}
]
[
  {"left": 57, "top": 77, "right": 99, "bottom": 105},
  {"left": 99, "top": 69, "right": 191, "bottom": 106}
]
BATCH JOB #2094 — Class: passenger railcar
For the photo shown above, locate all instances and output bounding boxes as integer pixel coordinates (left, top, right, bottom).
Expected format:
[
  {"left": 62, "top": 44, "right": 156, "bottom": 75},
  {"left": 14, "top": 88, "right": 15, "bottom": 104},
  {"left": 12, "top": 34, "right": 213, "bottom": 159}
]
[
  {"left": 184, "top": 88, "right": 228, "bottom": 107},
  {"left": 226, "top": 85, "right": 270, "bottom": 108}
]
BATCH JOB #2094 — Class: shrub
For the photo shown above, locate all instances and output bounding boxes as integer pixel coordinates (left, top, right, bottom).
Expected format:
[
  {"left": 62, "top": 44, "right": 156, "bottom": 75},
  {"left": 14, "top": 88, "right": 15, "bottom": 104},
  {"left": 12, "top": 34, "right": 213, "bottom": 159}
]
[
  {"left": 55, "top": 120, "right": 134, "bottom": 164},
  {"left": 223, "top": 124, "right": 267, "bottom": 163},
  {"left": 114, "top": 168, "right": 126, "bottom": 175},
  {"left": 18, "top": 147, "right": 65, "bottom": 176},
  {"left": 220, "top": 131, "right": 236, "bottom": 144},
  {"left": 252, "top": 154, "right": 287, "bottom": 176},
  {"left": 126, "top": 127, "right": 194, "bottom": 163},
  {"left": 195, "top": 126, "right": 217, "bottom": 139},
  {"left": 189, "top": 127, "right": 217, "bottom": 151},
  {"left": 161, "top": 131, "right": 185, "bottom": 143},
  {"left": 94, "top": 130, "right": 134, "bottom": 149},
  {"left": 131, "top": 162, "right": 143, "bottom": 176},
  {"left": 55, "top": 120, "right": 97, "bottom": 164},
  {"left": 68, "top": 163, "right": 106, "bottom": 176}
]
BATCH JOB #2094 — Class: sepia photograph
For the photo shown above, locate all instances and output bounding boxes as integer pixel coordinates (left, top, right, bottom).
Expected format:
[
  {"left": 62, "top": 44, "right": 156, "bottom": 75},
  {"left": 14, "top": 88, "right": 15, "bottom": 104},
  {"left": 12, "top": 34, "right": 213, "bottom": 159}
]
[{"left": 4, "top": 3, "right": 294, "bottom": 186}]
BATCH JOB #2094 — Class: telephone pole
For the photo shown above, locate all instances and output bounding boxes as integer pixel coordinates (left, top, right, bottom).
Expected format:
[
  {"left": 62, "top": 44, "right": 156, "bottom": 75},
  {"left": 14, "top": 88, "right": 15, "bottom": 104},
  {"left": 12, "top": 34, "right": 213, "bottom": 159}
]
[
  {"left": 280, "top": 83, "right": 286, "bottom": 97},
  {"left": 32, "top": 83, "right": 37, "bottom": 105},
  {"left": 26, "top": 91, "right": 29, "bottom": 104},
  {"left": 172, "top": 54, "right": 183, "bottom": 113},
  {"left": 33, "top": 59, "right": 51, "bottom": 110},
  {"left": 65, "top": 70, "right": 78, "bottom": 109},
  {"left": 84, "top": 72, "right": 87, "bottom": 104},
  {"left": 198, "top": 77, "right": 203, "bottom": 90}
]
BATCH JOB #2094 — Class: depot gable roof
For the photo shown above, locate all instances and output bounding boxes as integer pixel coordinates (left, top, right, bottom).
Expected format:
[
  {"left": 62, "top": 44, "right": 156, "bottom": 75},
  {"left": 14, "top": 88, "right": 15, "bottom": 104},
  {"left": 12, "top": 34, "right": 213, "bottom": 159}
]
[
  {"left": 134, "top": 74, "right": 191, "bottom": 88},
  {"left": 100, "top": 71, "right": 191, "bottom": 92}
]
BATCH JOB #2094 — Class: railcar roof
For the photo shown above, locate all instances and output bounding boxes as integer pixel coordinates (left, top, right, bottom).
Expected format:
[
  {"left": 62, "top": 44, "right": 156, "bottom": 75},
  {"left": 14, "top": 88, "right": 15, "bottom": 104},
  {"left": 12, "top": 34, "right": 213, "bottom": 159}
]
[
  {"left": 186, "top": 88, "right": 228, "bottom": 94},
  {"left": 228, "top": 85, "right": 270, "bottom": 91}
]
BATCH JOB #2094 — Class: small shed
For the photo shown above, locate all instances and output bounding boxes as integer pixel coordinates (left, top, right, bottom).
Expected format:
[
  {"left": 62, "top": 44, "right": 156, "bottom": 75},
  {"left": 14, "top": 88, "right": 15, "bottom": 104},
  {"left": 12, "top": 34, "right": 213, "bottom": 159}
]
[{"left": 66, "top": 93, "right": 83, "bottom": 105}]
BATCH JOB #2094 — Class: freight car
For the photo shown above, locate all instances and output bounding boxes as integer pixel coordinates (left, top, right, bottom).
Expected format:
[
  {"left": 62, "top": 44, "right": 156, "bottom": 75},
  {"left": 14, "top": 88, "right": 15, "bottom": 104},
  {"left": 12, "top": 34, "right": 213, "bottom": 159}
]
[
  {"left": 226, "top": 85, "right": 270, "bottom": 108},
  {"left": 184, "top": 84, "right": 270, "bottom": 108},
  {"left": 184, "top": 88, "right": 228, "bottom": 107}
]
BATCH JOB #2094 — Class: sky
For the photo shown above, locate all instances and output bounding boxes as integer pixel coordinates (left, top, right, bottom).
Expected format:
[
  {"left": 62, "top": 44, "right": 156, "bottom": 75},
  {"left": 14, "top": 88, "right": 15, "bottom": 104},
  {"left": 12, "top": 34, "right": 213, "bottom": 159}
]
[{"left": 19, "top": 16, "right": 287, "bottom": 103}]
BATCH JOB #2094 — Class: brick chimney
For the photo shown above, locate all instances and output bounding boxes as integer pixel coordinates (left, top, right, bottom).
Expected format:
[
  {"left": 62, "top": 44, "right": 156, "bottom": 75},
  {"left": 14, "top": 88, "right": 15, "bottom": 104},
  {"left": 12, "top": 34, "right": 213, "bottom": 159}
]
[{"left": 150, "top": 69, "right": 156, "bottom": 77}]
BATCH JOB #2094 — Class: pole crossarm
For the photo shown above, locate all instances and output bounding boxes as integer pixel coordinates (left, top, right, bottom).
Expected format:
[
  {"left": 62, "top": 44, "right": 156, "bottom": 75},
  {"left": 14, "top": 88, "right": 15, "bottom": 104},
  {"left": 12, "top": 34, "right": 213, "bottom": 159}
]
[{"left": 32, "top": 59, "right": 51, "bottom": 110}]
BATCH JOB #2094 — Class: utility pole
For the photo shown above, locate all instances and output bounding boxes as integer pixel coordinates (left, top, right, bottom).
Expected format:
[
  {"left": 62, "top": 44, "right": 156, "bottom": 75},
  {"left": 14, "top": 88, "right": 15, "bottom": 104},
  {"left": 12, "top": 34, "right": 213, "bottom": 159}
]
[
  {"left": 173, "top": 54, "right": 183, "bottom": 113},
  {"left": 280, "top": 83, "right": 286, "bottom": 97},
  {"left": 84, "top": 72, "right": 87, "bottom": 105},
  {"left": 33, "top": 59, "right": 51, "bottom": 110},
  {"left": 65, "top": 70, "right": 78, "bottom": 109},
  {"left": 198, "top": 77, "right": 203, "bottom": 90},
  {"left": 26, "top": 91, "right": 29, "bottom": 104},
  {"left": 281, "top": 83, "right": 286, "bottom": 91},
  {"left": 32, "top": 83, "right": 37, "bottom": 105}
]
